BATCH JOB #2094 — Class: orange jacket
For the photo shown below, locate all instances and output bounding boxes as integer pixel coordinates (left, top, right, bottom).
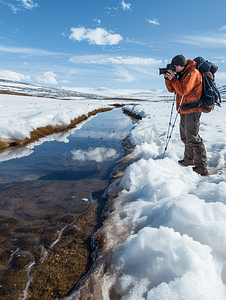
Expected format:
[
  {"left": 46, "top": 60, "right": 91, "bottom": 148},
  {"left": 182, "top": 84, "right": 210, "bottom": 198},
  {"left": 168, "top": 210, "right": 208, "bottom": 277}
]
[{"left": 165, "top": 59, "right": 202, "bottom": 114}]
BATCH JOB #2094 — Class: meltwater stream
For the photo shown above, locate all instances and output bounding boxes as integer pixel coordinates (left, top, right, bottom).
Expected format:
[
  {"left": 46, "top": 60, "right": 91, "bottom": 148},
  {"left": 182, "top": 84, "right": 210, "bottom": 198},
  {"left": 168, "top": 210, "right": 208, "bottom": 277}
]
[{"left": 0, "top": 108, "right": 134, "bottom": 300}]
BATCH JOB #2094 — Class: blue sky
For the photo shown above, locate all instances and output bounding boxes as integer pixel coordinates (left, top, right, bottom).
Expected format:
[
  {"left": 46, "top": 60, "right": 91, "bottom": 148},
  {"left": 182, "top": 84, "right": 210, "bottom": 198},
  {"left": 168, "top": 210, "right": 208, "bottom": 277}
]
[{"left": 1, "top": 0, "right": 226, "bottom": 91}]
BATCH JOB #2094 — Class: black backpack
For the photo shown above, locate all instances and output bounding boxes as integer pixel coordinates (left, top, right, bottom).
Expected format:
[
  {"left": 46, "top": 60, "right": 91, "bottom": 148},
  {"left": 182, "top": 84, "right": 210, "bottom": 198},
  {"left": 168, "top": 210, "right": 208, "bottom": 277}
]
[{"left": 182, "top": 57, "right": 221, "bottom": 113}]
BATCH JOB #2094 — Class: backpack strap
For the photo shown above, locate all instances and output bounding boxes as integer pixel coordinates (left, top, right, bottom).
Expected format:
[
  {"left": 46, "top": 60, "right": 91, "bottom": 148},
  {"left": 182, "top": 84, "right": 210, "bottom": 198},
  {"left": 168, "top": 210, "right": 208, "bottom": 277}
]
[
  {"left": 192, "top": 88, "right": 199, "bottom": 101},
  {"left": 191, "top": 88, "right": 202, "bottom": 111},
  {"left": 183, "top": 67, "right": 202, "bottom": 111}
]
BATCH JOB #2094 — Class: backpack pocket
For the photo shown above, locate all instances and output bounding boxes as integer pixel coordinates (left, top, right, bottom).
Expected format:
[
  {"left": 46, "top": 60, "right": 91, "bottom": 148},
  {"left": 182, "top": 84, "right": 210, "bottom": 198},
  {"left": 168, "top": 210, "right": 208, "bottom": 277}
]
[{"left": 181, "top": 101, "right": 199, "bottom": 111}]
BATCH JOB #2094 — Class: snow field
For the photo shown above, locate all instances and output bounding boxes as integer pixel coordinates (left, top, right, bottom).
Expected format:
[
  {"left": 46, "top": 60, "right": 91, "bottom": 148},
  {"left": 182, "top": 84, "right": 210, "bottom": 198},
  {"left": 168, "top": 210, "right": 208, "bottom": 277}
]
[{"left": 1, "top": 89, "right": 226, "bottom": 299}]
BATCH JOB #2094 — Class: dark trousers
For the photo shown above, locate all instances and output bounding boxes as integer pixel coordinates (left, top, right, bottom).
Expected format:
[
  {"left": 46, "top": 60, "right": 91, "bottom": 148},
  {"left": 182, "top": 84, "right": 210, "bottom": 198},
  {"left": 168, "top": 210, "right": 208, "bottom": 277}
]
[{"left": 180, "top": 112, "right": 207, "bottom": 168}]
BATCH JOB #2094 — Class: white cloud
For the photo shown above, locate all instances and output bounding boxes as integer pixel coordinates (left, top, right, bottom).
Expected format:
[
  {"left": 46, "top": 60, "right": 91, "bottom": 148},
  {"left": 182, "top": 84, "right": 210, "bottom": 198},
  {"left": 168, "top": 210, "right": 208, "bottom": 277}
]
[
  {"left": 1, "top": 0, "right": 38, "bottom": 13},
  {"left": 146, "top": 18, "right": 160, "bottom": 26},
  {"left": 115, "top": 68, "right": 135, "bottom": 82},
  {"left": 36, "top": 71, "right": 58, "bottom": 85},
  {"left": 0, "top": 44, "right": 66, "bottom": 56},
  {"left": 105, "top": 5, "right": 118, "bottom": 12},
  {"left": 60, "top": 79, "right": 71, "bottom": 84},
  {"left": 178, "top": 34, "right": 226, "bottom": 47},
  {"left": 8, "top": 3, "right": 20, "bottom": 13},
  {"left": 121, "top": 0, "right": 131, "bottom": 11},
  {"left": 215, "top": 72, "right": 226, "bottom": 80},
  {"left": 219, "top": 26, "right": 226, "bottom": 31},
  {"left": 126, "top": 38, "right": 147, "bottom": 46},
  {"left": 69, "top": 27, "right": 86, "bottom": 42},
  {"left": 69, "top": 27, "right": 123, "bottom": 45},
  {"left": 67, "top": 69, "right": 79, "bottom": 76},
  {"left": 69, "top": 55, "right": 161, "bottom": 65},
  {"left": 0, "top": 70, "right": 31, "bottom": 81},
  {"left": 21, "top": 0, "right": 38, "bottom": 10},
  {"left": 94, "top": 18, "right": 101, "bottom": 25}
]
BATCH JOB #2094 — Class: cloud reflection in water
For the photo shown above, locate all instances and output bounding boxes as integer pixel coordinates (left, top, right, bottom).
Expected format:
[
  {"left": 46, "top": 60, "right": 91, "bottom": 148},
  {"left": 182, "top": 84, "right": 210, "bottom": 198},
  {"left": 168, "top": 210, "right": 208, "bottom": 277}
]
[{"left": 71, "top": 147, "right": 119, "bottom": 163}]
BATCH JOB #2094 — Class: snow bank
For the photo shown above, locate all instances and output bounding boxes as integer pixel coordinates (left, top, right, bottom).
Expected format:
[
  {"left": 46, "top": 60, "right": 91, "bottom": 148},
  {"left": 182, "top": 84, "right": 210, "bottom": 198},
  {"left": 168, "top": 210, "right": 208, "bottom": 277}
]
[
  {"left": 0, "top": 94, "right": 117, "bottom": 140},
  {"left": 112, "top": 227, "right": 226, "bottom": 300},
  {"left": 99, "top": 99, "right": 226, "bottom": 299}
]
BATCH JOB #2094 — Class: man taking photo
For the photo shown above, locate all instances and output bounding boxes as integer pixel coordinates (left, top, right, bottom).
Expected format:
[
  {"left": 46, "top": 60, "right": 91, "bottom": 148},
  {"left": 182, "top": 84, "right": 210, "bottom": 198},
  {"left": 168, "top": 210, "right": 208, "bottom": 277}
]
[{"left": 163, "top": 54, "right": 208, "bottom": 176}]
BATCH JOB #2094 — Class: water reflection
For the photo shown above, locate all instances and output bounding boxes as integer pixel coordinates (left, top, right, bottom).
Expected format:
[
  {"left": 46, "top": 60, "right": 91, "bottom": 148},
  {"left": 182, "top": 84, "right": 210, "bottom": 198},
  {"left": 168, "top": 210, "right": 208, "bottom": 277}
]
[
  {"left": 0, "top": 147, "right": 33, "bottom": 163},
  {"left": 0, "top": 108, "right": 134, "bottom": 299},
  {"left": 39, "top": 169, "right": 99, "bottom": 181},
  {"left": 71, "top": 147, "right": 118, "bottom": 162}
]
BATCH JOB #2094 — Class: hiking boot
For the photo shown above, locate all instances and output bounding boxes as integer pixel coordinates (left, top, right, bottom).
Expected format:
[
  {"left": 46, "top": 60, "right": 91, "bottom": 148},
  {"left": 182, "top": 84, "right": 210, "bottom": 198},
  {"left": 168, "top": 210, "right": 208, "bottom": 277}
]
[
  {"left": 192, "top": 166, "right": 209, "bottom": 176},
  {"left": 178, "top": 159, "right": 194, "bottom": 166}
]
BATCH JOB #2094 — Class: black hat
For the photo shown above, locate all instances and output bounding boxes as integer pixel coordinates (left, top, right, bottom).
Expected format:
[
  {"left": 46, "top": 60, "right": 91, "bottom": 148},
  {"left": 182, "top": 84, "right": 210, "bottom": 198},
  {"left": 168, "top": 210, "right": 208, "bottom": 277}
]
[{"left": 171, "top": 54, "right": 187, "bottom": 67}]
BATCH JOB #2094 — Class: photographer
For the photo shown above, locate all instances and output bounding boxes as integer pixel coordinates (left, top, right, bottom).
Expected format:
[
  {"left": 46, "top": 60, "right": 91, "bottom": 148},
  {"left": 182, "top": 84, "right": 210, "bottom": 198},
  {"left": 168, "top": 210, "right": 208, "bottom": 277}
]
[{"left": 162, "top": 54, "right": 208, "bottom": 176}]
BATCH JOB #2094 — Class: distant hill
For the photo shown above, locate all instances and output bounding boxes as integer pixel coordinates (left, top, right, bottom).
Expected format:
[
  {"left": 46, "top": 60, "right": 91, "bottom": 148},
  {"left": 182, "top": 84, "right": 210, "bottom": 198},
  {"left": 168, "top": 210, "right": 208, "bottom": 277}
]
[
  {"left": 0, "top": 79, "right": 225, "bottom": 101},
  {"left": 0, "top": 79, "right": 103, "bottom": 100}
]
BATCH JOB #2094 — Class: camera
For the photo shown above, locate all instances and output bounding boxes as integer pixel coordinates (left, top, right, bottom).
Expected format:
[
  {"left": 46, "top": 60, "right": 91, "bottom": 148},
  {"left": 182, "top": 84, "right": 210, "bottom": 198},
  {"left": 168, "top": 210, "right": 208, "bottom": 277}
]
[{"left": 159, "top": 64, "right": 176, "bottom": 75}]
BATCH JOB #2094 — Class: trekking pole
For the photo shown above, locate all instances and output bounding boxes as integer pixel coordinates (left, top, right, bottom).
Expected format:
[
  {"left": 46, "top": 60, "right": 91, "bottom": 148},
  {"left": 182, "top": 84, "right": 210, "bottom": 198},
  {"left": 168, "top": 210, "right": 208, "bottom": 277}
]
[
  {"left": 162, "top": 93, "right": 176, "bottom": 159},
  {"left": 162, "top": 95, "right": 184, "bottom": 159},
  {"left": 165, "top": 93, "right": 176, "bottom": 142}
]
